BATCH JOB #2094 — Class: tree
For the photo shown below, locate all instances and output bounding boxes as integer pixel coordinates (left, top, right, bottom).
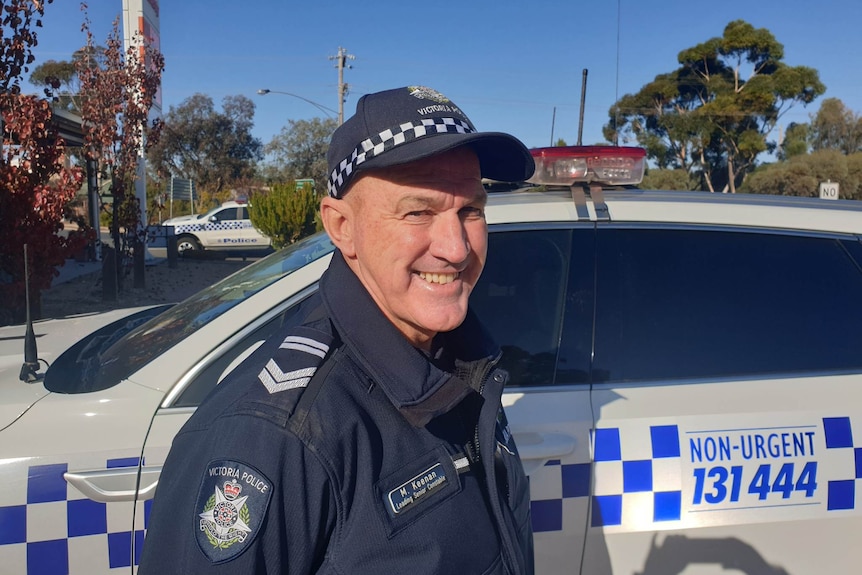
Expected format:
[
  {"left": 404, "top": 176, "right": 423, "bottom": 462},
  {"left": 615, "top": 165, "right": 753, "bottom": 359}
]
[
  {"left": 28, "top": 45, "right": 106, "bottom": 113},
  {"left": 249, "top": 181, "right": 319, "bottom": 247},
  {"left": 147, "top": 93, "right": 263, "bottom": 209},
  {"left": 848, "top": 153, "right": 862, "bottom": 198},
  {"left": 604, "top": 20, "right": 824, "bottom": 193},
  {"left": 641, "top": 168, "right": 697, "bottom": 191},
  {"left": 0, "top": 0, "right": 46, "bottom": 95},
  {"left": 262, "top": 117, "right": 336, "bottom": 189},
  {"left": 77, "top": 9, "right": 164, "bottom": 293},
  {"left": 778, "top": 122, "right": 809, "bottom": 160},
  {"left": 0, "top": 0, "right": 87, "bottom": 325},
  {"left": 799, "top": 149, "right": 858, "bottom": 198},
  {"left": 809, "top": 98, "right": 862, "bottom": 155},
  {"left": 741, "top": 150, "right": 862, "bottom": 199},
  {"left": 740, "top": 161, "right": 819, "bottom": 197}
]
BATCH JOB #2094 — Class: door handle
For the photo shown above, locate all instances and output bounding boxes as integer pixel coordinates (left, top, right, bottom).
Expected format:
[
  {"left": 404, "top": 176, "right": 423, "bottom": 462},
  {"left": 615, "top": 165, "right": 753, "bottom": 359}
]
[
  {"left": 64, "top": 465, "right": 162, "bottom": 503},
  {"left": 513, "top": 432, "right": 577, "bottom": 475}
]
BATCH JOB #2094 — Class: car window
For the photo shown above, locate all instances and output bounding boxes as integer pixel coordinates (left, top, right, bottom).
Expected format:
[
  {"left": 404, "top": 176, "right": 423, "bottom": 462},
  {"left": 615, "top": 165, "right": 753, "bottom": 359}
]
[
  {"left": 201, "top": 204, "right": 224, "bottom": 219},
  {"left": 44, "top": 232, "right": 335, "bottom": 394},
  {"left": 555, "top": 228, "right": 595, "bottom": 386},
  {"left": 592, "top": 227, "right": 862, "bottom": 383},
  {"left": 213, "top": 207, "right": 238, "bottom": 222},
  {"left": 471, "top": 228, "right": 574, "bottom": 387},
  {"left": 174, "top": 228, "right": 578, "bottom": 406},
  {"left": 172, "top": 292, "right": 321, "bottom": 407}
]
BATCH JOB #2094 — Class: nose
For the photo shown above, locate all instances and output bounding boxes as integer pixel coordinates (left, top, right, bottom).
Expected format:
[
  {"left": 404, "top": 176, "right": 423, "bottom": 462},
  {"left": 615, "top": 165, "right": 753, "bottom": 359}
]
[{"left": 430, "top": 212, "right": 471, "bottom": 263}]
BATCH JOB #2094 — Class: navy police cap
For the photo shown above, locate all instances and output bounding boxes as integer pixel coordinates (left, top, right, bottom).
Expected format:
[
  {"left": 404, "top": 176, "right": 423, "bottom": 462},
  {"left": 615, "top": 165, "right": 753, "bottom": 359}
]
[{"left": 326, "top": 86, "right": 535, "bottom": 198}]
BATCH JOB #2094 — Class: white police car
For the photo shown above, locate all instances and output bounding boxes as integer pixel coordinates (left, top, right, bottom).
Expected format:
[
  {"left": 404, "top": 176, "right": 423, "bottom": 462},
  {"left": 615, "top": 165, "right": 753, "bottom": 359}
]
[
  {"left": 3, "top": 146, "right": 862, "bottom": 574},
  {"left": 160, "top": 200, "right": 271, "bottom": 253}
]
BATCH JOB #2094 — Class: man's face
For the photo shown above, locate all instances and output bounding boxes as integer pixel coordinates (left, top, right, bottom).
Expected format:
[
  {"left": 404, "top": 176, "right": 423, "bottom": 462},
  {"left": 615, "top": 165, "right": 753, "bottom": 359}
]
[{"left": 329, "top": 147, "right": 488, "bottom": 350}]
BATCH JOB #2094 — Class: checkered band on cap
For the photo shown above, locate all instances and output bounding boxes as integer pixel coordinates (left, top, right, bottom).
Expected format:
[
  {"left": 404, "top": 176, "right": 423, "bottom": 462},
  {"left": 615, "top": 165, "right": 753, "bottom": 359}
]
[{"left": 327, "top": 117, "right": 475, "bottom": 197}]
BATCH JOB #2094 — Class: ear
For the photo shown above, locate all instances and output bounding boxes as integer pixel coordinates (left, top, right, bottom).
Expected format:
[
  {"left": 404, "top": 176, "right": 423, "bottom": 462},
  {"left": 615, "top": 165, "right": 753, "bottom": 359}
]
[{"left": 320, "top": 195, "right": 357, "bottom": 258}]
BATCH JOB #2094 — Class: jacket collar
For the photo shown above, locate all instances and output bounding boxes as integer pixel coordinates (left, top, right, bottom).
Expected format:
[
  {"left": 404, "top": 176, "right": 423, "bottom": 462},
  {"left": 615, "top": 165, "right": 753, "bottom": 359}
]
[{"left": 319, "top": 250, "right": 499, "bottom": 427}]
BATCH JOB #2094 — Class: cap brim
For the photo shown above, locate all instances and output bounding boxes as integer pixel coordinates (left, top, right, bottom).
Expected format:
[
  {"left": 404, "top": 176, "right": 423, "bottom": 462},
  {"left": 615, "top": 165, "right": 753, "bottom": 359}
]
[{"left": 356, "top": 132, "right": 535, "bottom": 184}]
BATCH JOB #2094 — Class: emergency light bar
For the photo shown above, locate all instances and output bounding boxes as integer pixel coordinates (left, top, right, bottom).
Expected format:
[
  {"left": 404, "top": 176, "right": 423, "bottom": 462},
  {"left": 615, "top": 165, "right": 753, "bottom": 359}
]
[{"left": 527, "top": 146, "right": 646, "bottom": 187}]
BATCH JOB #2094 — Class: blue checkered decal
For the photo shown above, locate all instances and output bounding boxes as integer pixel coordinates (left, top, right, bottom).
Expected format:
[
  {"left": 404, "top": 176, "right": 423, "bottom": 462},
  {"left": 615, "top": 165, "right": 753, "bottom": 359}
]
[
  {"left": 823, "top": 416, "right": 862, "bottom": 511},
  {"left": 173, "top": 220, "right": 251, "bottom": 235},
  {"left": 173, "top": 223, "right": 204, "bottom": 234},
  {"left": 0, "top": 458, "right": 151, "bottom": 574},
  {"left": 530, "top": 425, "right": 683, "bottom": 532}
]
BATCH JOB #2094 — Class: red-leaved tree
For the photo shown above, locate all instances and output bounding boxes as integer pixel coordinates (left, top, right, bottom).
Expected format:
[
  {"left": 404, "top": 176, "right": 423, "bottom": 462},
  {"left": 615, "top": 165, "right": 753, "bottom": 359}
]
[
  {"left": 77, "top": 4, "right": 163, "bottom": 293},
  {"left": 0, "top": 0, "right": 87, "bottom": 325}
]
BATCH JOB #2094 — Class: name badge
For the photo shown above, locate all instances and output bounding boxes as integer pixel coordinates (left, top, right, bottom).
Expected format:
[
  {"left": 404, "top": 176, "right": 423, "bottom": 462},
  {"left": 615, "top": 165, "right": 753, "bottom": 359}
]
[{"left": 387, "top": 463, "right": 448, "bottom": 515}]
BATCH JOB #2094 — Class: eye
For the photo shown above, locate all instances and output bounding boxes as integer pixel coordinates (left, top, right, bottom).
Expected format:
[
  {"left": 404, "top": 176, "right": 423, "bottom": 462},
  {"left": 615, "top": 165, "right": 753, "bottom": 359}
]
[
  {"left": 405, "top": 209, "right": 433, "bottom": 219},
  {"left": 460, "top": 206, "right": 485, "bottom": 219}
]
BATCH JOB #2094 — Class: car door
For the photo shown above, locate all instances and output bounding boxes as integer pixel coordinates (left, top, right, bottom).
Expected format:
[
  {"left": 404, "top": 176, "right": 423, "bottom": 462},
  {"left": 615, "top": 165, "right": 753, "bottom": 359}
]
[
  {"left": 584, "top": 225, "right": 862, "bottom": 574},
  {"left": 470, "top": 225, "right": 596, "bottom": 575},
  {"left": 237, "top": 206, "right": 270, "bottom": 248},
  {"left": 202, "top": 205, "right": 244, "bottom": 249},
  {"left": 0, "top": 307, "right": 172, "bottom": 575}
]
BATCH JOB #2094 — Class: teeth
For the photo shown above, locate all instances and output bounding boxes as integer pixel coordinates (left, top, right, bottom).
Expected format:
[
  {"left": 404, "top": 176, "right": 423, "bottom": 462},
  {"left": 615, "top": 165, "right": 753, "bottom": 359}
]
[{"left": 419, "top": 271, "right": 458, "bottom": 285}]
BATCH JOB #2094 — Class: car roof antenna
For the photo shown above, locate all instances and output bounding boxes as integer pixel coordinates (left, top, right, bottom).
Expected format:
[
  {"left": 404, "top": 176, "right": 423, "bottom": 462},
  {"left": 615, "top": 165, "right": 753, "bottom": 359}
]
[
  {"left": 577, "top": 68, "right": 588, "bottom": 147},
  {"left": 19, "top": 244, "right": 42, "bottom": 383}
]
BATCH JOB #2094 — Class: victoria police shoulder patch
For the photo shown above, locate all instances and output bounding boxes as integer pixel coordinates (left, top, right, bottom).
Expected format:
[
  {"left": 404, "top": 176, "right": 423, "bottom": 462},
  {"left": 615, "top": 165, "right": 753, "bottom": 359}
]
[{"left": 194, "top": 459, "right": 273, "bottom": 563}]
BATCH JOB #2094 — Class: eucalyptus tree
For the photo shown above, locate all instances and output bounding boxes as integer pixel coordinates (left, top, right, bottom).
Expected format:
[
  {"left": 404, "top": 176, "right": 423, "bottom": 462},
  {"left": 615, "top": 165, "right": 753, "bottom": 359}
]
[
  {"left": 148, "top": 93, "right": 264, "bottom": 207},
  {"left": 605, "top": 20, "right": 824, "bottom": 192}
]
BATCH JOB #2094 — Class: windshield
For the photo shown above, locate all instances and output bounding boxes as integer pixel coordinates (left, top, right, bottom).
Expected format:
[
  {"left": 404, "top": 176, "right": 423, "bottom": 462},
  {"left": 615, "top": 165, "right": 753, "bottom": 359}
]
[
  {"left": 44, "top": 232, "right": 335, "bottom": 394},
  {"left": 202, "top": 204, "right": 230, "bottom": 219}
]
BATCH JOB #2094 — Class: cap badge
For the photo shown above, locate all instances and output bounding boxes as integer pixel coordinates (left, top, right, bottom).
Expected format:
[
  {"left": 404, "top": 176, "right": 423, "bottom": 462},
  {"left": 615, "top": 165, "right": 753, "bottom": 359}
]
[{"left": 408, "top": 86, "right": 450, "bottom": 103}]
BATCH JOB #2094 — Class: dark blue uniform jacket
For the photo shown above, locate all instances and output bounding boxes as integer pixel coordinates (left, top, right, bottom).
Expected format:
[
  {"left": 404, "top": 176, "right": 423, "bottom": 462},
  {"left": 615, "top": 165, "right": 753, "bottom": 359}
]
[{"left": 139, "top": 250, "right": 534, "bottom": 574}]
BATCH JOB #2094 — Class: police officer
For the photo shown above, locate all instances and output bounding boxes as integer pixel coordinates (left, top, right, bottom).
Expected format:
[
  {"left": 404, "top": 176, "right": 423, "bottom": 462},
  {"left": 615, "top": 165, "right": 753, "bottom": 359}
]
[{"left": 139, "top": 86, "right": 536, "bottom": 574}]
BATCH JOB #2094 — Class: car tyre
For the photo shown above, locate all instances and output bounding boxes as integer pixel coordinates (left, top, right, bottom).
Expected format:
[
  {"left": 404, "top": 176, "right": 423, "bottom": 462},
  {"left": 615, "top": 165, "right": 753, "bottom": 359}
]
[{"left": 177, "top": 234, "right": 201, "bottom": 255}]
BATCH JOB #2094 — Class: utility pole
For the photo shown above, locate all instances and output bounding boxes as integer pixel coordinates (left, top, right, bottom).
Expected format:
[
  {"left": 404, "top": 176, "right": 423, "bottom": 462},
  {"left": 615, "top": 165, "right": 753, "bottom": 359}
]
[{"left": 329, "top": 47, "right": 355, "bottom": 125}]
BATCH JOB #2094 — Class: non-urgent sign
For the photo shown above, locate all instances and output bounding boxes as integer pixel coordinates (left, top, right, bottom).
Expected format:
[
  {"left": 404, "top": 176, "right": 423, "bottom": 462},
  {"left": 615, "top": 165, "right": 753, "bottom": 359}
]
[{"left": 589, "top": 413, "right": 860, "bottom": 533}]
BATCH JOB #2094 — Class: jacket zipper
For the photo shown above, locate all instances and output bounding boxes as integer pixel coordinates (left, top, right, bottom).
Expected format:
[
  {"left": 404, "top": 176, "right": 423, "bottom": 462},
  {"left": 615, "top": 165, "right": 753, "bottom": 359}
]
[
  {"left": 469, "top": 353, "right": 498, "bottom": 465},
  {"left": 471, "top": 355, "right": 522, "bottom": 573}
]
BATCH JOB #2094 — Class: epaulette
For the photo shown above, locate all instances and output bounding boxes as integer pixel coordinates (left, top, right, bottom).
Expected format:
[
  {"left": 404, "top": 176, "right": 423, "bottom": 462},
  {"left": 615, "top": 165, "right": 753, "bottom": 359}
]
[
  {"left": 231, "top": 305, "right": 341, "bottom": 425},
  {"left": 247, "top": 309, "right": 337, "bottom": 421},
  {"left": 257, "top": 324, "right": 334, "bottom": 394}
]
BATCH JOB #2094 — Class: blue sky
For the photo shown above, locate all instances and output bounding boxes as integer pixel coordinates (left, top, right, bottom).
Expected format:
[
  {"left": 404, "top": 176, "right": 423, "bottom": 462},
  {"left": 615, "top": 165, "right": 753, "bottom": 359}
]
[{"left": 30, "top": 0, "right": 862, "bottom": 154}]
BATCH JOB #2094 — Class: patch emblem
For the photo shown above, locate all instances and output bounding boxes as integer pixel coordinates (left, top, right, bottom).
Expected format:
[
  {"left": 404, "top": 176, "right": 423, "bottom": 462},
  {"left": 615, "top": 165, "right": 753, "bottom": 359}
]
[
  {"left": 408, "top": 86, "right": 450, "bottom": 103},
  {"left": 195, "top": 460, "right": 272, "bottom": 563}
]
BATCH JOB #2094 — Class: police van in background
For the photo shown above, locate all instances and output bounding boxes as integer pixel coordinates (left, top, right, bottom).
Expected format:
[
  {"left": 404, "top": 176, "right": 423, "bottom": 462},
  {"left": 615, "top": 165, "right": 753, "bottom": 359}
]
[
  {"left": 159, "top": 200, "right": 272, "bottom": 254},
  {"left": 2, "top": 145, "right": 862, "bottom": 574}
]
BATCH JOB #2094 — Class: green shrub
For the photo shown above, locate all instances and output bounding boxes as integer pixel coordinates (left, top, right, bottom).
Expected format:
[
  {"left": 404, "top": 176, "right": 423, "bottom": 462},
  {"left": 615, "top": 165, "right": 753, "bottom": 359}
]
[{"left": 249, "top": 181, "right": 320, "bottom": 248}]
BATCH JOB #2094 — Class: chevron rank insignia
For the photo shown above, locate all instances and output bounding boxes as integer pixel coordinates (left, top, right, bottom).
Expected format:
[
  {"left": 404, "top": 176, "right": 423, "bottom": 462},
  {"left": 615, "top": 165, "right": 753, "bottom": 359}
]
[{"left": 258, "top": 328, "right": 333, "bottom": 394}]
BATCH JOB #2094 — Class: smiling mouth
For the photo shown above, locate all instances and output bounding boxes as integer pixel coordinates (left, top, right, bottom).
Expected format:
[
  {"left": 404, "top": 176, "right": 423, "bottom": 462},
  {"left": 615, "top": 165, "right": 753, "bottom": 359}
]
[{"left": 418, "top": 271, "right": 459, "bottom": 285}]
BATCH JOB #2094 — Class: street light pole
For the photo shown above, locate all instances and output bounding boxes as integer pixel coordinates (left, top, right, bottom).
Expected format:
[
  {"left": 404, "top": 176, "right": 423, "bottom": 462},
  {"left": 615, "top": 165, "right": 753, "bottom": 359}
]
[{"left": 256, "top": 89, "right": 338, "bottom": 120}]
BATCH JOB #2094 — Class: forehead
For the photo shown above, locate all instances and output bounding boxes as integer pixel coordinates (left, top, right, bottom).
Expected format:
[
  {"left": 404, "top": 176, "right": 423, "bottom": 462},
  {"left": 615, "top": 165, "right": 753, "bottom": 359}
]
[
  {"left": 350, "top": 146, "right": 482, "bottom": 192},
  {"left": 382, "top": 147, "right": 480, "bottom": 181}
]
